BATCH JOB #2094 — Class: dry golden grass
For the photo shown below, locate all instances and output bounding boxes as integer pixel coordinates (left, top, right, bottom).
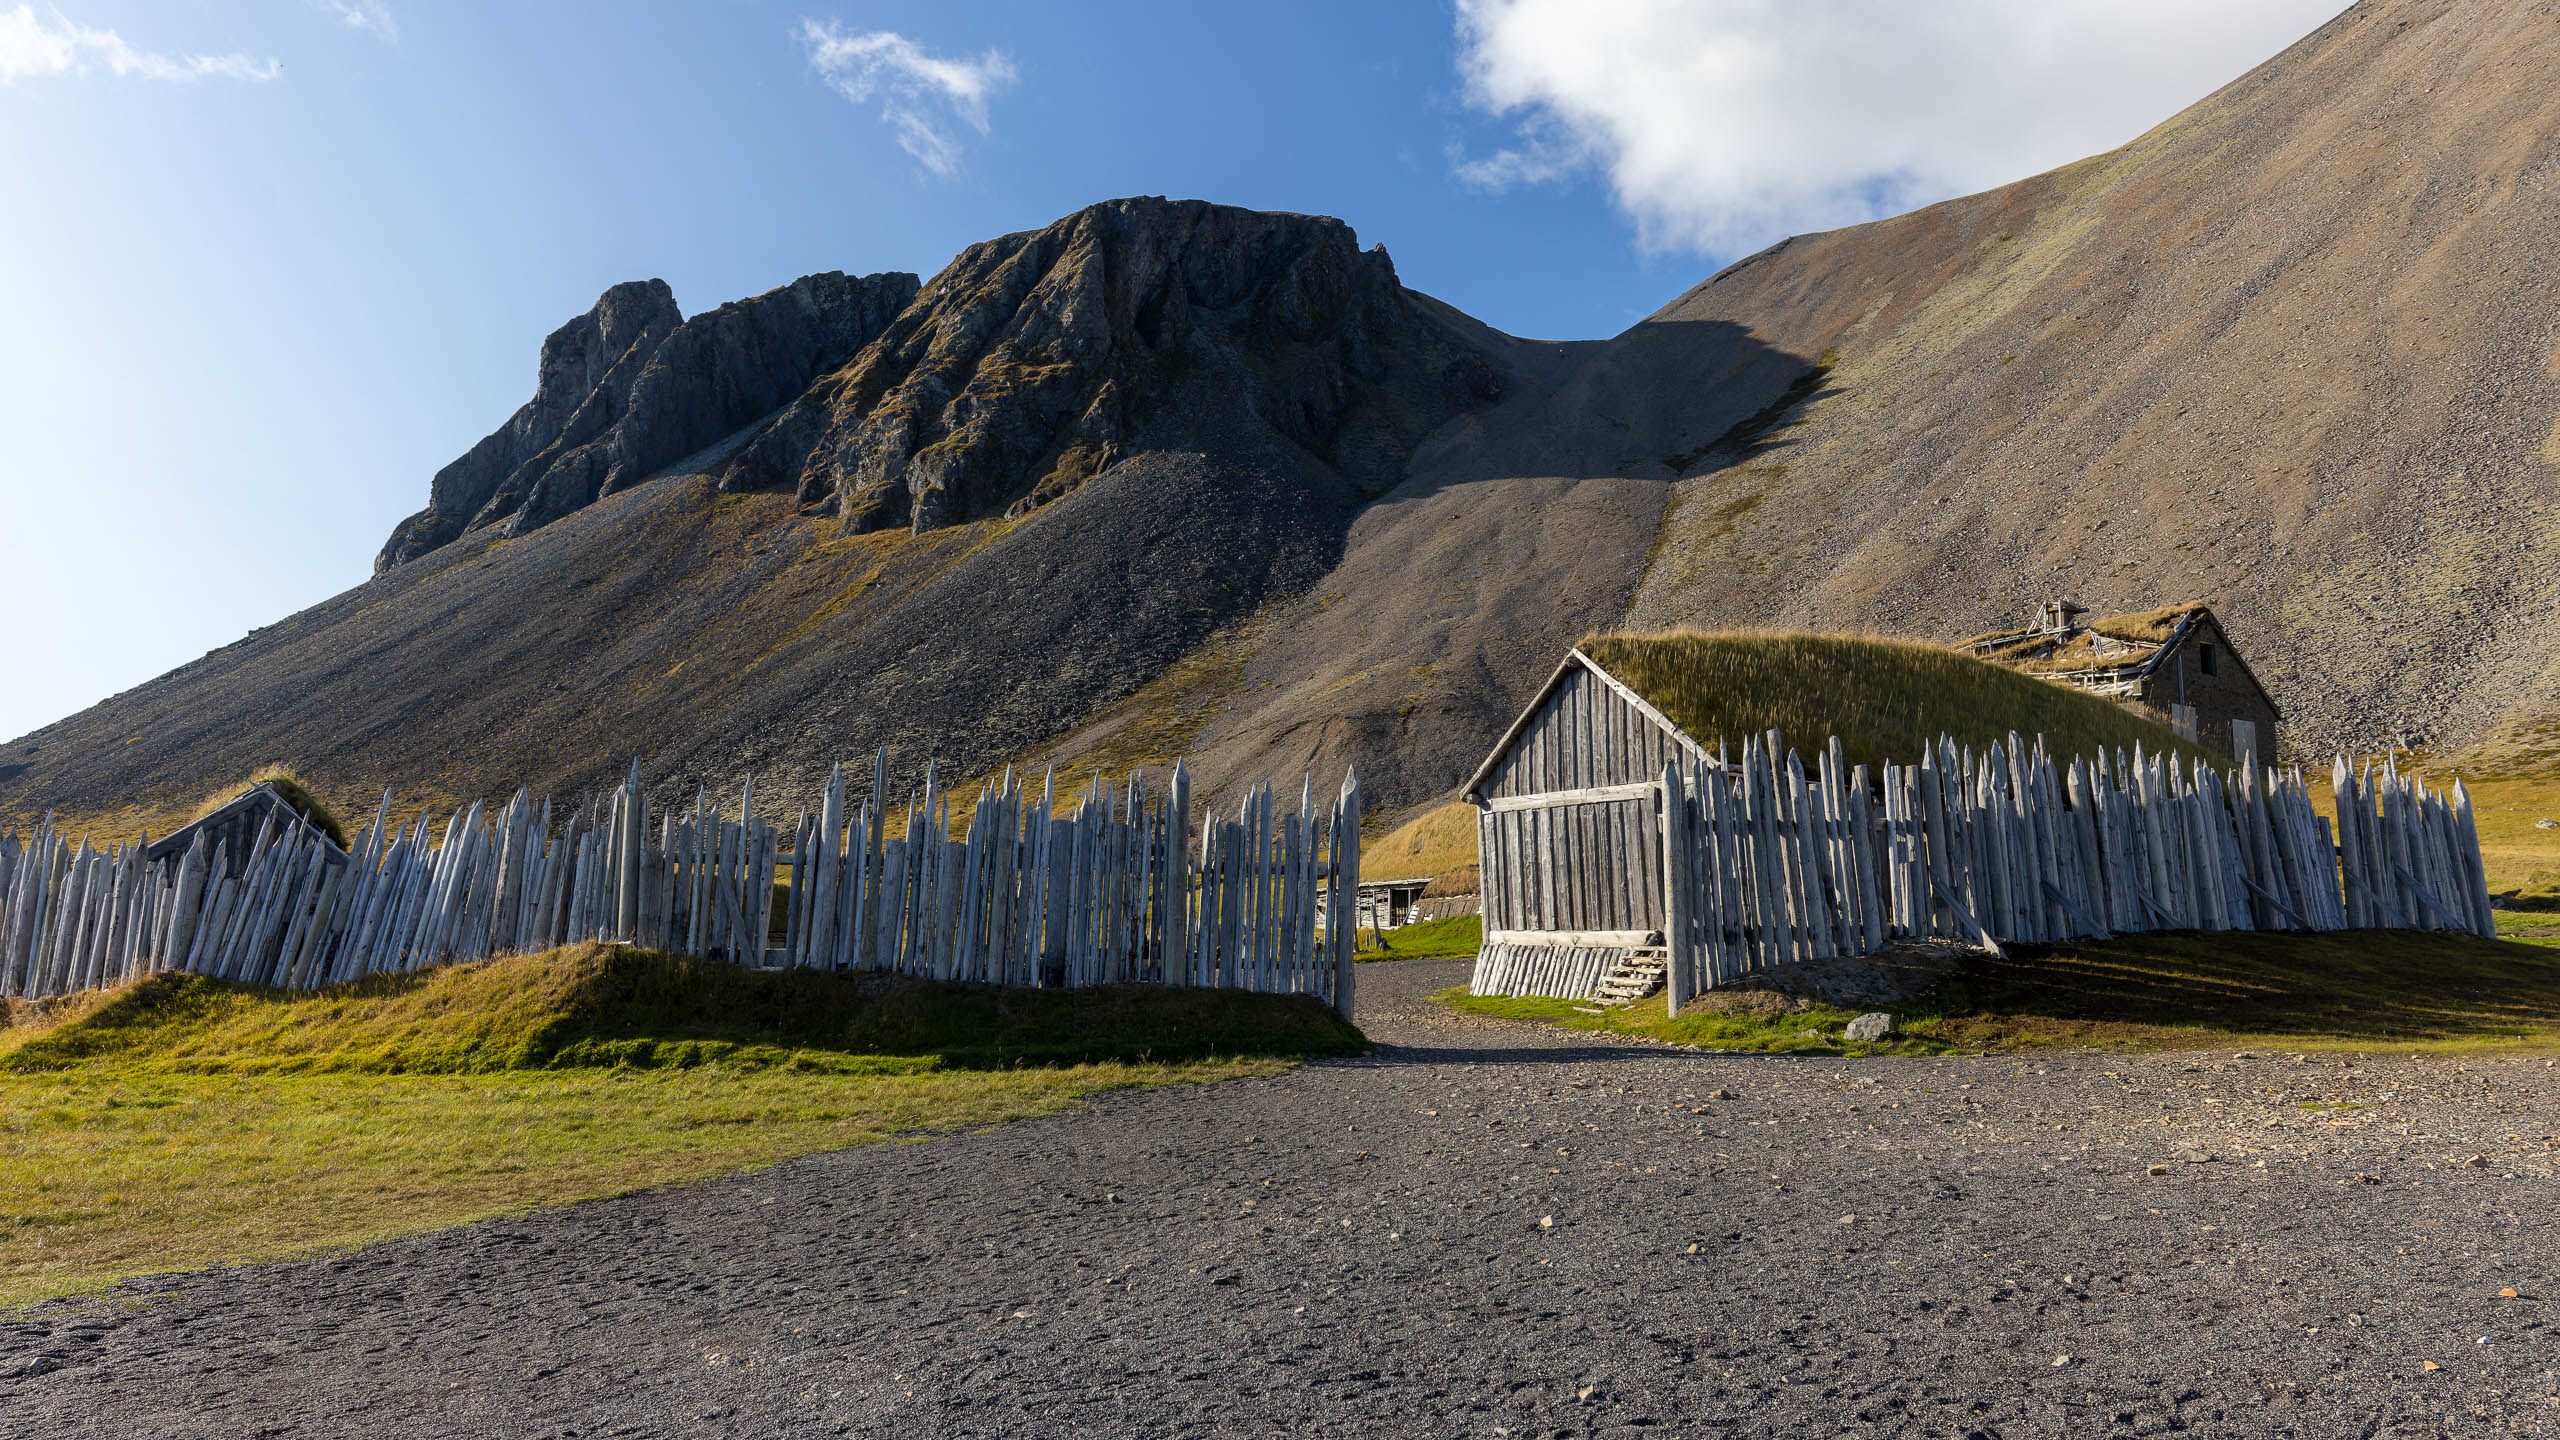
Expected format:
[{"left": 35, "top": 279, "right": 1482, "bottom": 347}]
[
  {"left": 1968, "top": 603, "right": 2197, "bottom": 649},
  {"left": 1362, "top": 802, "right": 1478, "bottom": 885},
  {"left": 0, "top": 1061, "right": 1277, "bottom": 1310}
]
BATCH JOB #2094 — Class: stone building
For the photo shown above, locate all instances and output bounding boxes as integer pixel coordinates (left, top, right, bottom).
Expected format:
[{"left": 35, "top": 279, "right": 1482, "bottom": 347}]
[{"left": 1962, "top": 602, "right": 2281, "bottom": 762}]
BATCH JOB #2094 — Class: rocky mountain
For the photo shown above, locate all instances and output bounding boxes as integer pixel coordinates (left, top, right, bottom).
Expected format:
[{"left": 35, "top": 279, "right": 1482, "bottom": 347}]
[
  {"left": 714, "top": 200, "right": 1500, "bottom": 534},
  {"left": 5, "top": 0, "right": 2556, "bottom": 833},
  {"left": 1, "top": 199, "right": 1517, "bottom": 826},
  {"left": 1613, "top": 0, "right": 2560, "bottom": 766}
]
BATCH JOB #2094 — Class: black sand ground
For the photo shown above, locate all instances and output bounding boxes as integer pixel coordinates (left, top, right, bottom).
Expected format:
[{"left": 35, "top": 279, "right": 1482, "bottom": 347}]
[{"left": 7, "top": 959, "right": 2559, "bottom": 1437}]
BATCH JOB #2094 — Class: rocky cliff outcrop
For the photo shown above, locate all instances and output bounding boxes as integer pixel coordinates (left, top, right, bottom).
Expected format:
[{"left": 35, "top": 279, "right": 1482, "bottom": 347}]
[
  {"left": 714, "top": 197, "right": 1501, "bottom": 532},
  {"left": 377, "top": 269, "right": 918, "bottom": 570}
]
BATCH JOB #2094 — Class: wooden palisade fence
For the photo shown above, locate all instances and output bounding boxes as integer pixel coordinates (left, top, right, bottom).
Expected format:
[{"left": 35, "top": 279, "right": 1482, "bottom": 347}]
[
  {"left": 0, "top": 756, "right": 1362, "bottom": 1016},
  {"left": 1472, "top": 730, "right": 2496, "bottom": 1003}
]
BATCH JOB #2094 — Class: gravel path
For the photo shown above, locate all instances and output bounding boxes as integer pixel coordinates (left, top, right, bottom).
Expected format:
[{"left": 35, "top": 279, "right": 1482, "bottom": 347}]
[{"left": 8, "top": 960, "right": 2560, "bottom": 1437}]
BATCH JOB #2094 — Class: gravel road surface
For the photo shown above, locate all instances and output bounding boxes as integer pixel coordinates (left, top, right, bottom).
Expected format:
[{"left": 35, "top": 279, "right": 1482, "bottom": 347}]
[{"left": 7, "top": 958, "right": 2560, "bottom": 1437}]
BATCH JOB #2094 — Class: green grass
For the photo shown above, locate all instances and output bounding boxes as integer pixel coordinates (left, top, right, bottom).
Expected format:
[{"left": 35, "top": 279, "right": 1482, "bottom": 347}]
[
  {"left": 1447, "top": 988, "right": 1942, "bottom": 1055},
  {"left": 1356, "top": 914, "right": 1482, "bottom": 961},
  {"left": 0, "top": 945, "right": 1363, "bottom": 1307},
  {"left": 1443, "top": 929, "right": 2560, "bottom": 1057},
  {"left": 1580, "top": 631, "right": 2213, "bottom": 773}
]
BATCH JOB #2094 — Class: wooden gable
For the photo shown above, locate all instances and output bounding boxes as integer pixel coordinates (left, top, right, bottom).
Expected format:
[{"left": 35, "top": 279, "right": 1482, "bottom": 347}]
[
  {"left": 1463, "top": 648, "right": 1709, "bottom": 805},
  {"left": 142, "top": 783, "right": 346, "bottom": 871}
]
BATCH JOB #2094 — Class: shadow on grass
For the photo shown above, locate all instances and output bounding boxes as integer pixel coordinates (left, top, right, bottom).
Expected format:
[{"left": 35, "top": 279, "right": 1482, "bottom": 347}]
[
  {"left": 1440, "top": 930, "right": 2560, "bottom": 1055},
  {"left": 1929, "top": 929, "right": 2560, "bottom": 1049},
  {"left": 1, "top": 944, "right": 1369, "bottom": 1076}
]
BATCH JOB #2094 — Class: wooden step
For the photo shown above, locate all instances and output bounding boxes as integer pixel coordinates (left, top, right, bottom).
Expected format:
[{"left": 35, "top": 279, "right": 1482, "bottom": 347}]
[{"left": 1585, "top": 949, "right": 1669, "bottom": 1008}]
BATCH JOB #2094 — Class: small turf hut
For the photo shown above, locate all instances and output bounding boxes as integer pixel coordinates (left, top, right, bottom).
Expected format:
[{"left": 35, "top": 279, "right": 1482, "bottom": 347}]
[
  {"left": 1961, "top": 602, "right": 2280, "bottom": 763},
  {"left": 142, "top": 780, "right": 349, "bottom": 875}
]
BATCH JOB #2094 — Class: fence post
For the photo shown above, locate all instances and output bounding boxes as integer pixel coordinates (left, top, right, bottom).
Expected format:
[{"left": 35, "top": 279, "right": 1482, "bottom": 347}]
[{"left": 1333, "top": 767, "right": 1360, "bottom": 1021}]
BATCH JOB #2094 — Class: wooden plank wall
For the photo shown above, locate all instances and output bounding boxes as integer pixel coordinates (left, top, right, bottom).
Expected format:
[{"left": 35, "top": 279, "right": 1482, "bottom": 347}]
[
  {"left": 1478, "top": 663, "right": 1688, "bottom": 801},
  {"left": 1468, "top": 941, "right": 1628, "bottom": 1000},
  {"left": 1479, "top": 795, "right": 1663, "bottom": 935}
]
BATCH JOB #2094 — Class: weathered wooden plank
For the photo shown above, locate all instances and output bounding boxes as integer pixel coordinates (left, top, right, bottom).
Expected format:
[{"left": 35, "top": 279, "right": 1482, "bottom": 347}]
[{"left": 1486, "top": 927, "right": 1661, "bottom": 948}]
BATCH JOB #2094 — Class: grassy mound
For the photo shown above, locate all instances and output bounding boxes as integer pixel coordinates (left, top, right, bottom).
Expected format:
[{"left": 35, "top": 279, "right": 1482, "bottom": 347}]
[
  {"left": 1444, "top": 929, "right": 2560, "bottom": 1056},
  {"left": 1363, "top": 803, "right": 1479, "bottom": 886},
  {"left": 1579, "top": 631, "right": 2210, "bottom": 773},
  {"left": 0, "top": 943, "right": 1367, "bottom": 1076}
]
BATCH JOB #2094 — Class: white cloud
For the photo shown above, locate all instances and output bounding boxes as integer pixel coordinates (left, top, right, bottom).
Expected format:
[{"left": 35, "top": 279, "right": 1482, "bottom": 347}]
[
  {"left": 1452, "top": 0, "right": 2349, "bottom": 255},
  {"left": 0, "top": 4, "right": 277, "bottom": 82},
  {"left": 310, "top": 0, "right": 397, "bottom": 44},
  {"left": 799, "top": 20, "right": 1016, "bottom": 177}
]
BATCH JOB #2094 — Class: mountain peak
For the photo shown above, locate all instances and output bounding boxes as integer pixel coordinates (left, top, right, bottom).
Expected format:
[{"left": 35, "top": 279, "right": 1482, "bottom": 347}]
[
  {"left": 377, "top": 269, "right": 917, "bottom": 570},
  {"left": 715, "top": 196, "right": 1485, "bottom": 534}
]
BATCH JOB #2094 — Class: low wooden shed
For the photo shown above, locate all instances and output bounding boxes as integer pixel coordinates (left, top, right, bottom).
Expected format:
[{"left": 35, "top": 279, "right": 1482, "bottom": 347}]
[{"left": 1459, "top": 647, "right": 1709, "bottom": 1000}]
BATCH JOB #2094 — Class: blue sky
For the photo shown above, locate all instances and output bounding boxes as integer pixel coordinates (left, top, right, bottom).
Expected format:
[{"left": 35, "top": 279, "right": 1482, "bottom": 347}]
[{"left": 0, "top": 0, "right": 2345, "bottom": 742}]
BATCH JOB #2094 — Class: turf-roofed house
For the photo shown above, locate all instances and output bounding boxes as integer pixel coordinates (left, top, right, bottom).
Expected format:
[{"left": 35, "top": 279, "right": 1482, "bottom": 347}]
[
  {"left": 1963, "top": 601, "right": 2280, "bottom": 763},
  {"left": 1458, "top": 633, "right": 2240, "bottom": 1004}
]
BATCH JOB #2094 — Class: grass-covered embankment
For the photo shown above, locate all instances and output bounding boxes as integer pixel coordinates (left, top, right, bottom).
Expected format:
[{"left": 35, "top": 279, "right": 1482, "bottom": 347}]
[
  {"left": 1444, "top": 929, "right": 2560, "bottom": 1058},
  {"left": 0, "top": 944, "right": 1363, "bottom": 1307}
]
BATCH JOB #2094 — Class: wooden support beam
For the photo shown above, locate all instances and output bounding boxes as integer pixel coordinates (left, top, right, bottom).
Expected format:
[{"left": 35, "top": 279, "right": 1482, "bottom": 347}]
[
  {"left": 1486, "top": 928, "right": 1662, "bottom": 949},
  {"left": 2038, "top": 879, "right": 2108, "bottom": 940},
  {"left": 1486, "top": 782, "right": 1660, "bottom": 813},
  {"left": 2237, "top": 873, "right": 2312, "bottom": 932},
  {"left": 2390, "top": 862, "right": 2461, "bottom": 931},
  {"left": 2339, "top": 867, "right": 2410, "bottom": 930},
  {"left": 1926, "top": 872, "right": 2005, "bottom": 959}
]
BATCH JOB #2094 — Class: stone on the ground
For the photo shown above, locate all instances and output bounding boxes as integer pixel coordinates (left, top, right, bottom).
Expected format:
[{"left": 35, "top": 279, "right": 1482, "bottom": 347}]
[{"left": 1844, "top": 1012, "right": 1898, "bottom": 1042}]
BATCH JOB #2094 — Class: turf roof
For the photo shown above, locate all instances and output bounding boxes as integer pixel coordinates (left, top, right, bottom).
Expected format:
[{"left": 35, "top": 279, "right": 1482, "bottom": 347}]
[{"left": 1571, "top": 631, "right": 2210, "bottom": 774}]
